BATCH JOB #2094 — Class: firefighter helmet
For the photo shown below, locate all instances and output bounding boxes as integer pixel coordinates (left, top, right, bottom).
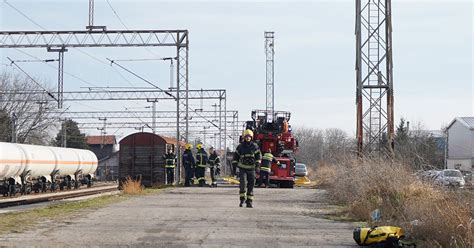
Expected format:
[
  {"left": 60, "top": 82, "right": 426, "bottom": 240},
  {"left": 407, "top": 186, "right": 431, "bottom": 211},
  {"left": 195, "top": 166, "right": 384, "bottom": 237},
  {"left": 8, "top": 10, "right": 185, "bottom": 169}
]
[
  {"left": 185, "top": 143, "right": 193, "bottom": 150},
  {"left": 196, "top": 143, "right": 203, "bottom": 150},
  {"left": 243, "top": 129, "right": 254, "bottom": 138}
]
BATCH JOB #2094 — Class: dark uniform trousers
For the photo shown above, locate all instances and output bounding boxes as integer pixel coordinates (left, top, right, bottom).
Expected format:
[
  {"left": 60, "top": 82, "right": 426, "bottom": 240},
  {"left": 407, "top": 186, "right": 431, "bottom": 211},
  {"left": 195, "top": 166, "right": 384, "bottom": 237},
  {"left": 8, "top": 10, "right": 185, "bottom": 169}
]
[
  {"left": 239, "top": 168, "right": 256, "bottom": 203},
  {"left": 163, "top": 154, "right": 176, "bottom": 185},
  {"left": 185, "top": 165, "right": 193, "bottom": 186},
  {"left": 195, "top": 149, "right": 209, "bottom": 187},
  {"left": 258, "top": 170, "right": 270, "bottom": 187},
  {"left": 208, "top": 153, "right": 220, "bottom": 186},
  {"left": 182, "top": 150, "right": 195, "bottom": 187},
  {"left": 166, "top": 167, "right": 174, "bottom": 185}
]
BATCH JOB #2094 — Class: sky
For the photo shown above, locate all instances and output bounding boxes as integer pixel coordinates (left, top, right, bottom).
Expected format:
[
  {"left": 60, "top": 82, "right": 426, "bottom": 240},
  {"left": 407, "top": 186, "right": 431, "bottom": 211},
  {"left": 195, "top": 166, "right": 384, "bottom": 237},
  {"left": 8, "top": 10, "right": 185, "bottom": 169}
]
[{"left": 0, "top": 0, "right": 472, "bottom": 141}]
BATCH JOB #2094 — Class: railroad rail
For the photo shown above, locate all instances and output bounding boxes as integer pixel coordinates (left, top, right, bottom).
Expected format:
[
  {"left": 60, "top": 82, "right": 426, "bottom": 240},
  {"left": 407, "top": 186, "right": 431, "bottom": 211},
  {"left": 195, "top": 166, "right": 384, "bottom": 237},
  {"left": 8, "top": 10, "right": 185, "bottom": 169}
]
[{"left": 0, "top": 184, "right": 118, "bottom": 208}]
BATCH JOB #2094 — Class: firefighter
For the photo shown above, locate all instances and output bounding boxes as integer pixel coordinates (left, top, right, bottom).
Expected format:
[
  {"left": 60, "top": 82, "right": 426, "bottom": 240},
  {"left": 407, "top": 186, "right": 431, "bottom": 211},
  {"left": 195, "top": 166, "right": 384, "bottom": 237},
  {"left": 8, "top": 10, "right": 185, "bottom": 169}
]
[
  {"left": 195, "top": 143, "right": 209, "bottom": 187},
  {"left": 258, "top": 148, "right": 279, "bottom": 188},
  {"left": 162, "top": 148, "right": 177, "bottom": 185},
  {"left": 208, "top": 147, "right": 221, "bottom": 187},
  {"left": 232, "top": 129, "right": 262, "bottom": 208},
  {"left": 182, "top": 143, "right": 196, "bottom": 187}
]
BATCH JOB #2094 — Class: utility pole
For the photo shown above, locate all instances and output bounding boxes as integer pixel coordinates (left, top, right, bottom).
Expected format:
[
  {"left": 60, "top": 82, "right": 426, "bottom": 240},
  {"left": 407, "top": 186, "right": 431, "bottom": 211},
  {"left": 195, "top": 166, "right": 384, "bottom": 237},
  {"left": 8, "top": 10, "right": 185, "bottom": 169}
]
[
  {"left": 356, "top": 0, "right": 394, "bottom": 157},
  {"left": 264, "top": 31, "right": 275, "bottom": 123},
  {"left": 147, "top": 99, "right": 159, "bottom": 134},
  {"left": 86, "top": 0, "right": 106, "bottom": 31},
  {"left": 97, "top": 117, "right": 107, "bottom": 160},
  {"left": 62, "top": 119, "right": 67, "bottom": 147},
  {"left": 47, "top": 47, "right": 68, "bottom": 109},
  {"left": 88, "top": 0, "right": 94, "bottom": 29},
  {"left": 162, "top": 57, "right": 177, "bottom": 90},
  {"left": 203, "top": 126, "right": 210, "bottom": 147},
  {"left": 11, "top": 113, "right": 17, "bottom": 143},
  {"left": 212, "top": 103, "right": 218, "bottom": 123}
]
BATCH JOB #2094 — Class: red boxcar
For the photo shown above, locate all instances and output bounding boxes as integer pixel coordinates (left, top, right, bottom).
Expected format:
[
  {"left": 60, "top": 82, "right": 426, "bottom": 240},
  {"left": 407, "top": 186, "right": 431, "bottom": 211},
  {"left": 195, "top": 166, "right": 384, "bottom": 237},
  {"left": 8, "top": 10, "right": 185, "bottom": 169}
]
[{"left": 119, "top": 132, "right": 180, "bottom": 187}]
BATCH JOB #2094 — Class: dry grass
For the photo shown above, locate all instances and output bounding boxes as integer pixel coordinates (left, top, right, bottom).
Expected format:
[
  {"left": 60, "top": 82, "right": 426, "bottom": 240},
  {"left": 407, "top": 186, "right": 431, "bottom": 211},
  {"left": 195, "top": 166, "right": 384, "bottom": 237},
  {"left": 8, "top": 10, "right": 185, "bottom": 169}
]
[
  {"left": 122, "top": 176, "right": 144, "bottom": 195},
  {"left": 315, "top": 158, "right": 473, "bottom": 247}
]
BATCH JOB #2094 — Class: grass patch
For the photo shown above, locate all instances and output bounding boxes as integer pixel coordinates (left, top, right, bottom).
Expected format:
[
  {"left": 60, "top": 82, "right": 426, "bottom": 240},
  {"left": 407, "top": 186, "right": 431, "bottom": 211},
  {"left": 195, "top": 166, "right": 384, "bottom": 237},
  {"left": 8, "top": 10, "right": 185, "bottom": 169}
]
[
  {"left": 122, "top": 176, "right": 144, "bottom": 195},
  {"left": 315, "top": 159, "right": 473, "bottom": 247},
  {"left": 0, "top": 194, "right": 126, "bottom": 235}
]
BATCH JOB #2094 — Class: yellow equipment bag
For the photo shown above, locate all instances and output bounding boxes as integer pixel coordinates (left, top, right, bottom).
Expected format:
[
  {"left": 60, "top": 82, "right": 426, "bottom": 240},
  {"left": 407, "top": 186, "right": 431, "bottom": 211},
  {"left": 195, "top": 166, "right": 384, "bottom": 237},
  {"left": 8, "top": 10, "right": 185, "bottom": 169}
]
[{"left": 353, "top": 226, "right": 405, "bottom": 247}]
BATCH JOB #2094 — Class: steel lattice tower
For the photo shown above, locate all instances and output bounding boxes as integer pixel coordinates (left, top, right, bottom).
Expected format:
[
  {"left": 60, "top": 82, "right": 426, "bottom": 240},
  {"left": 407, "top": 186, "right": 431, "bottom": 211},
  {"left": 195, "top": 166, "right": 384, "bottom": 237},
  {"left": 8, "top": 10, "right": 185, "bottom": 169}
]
[
  {"left": 356, "top": 0, "right": 394, "bottom": 157},
  {"left": 264, "top": 31, "right": 275, "bottom": 122}
]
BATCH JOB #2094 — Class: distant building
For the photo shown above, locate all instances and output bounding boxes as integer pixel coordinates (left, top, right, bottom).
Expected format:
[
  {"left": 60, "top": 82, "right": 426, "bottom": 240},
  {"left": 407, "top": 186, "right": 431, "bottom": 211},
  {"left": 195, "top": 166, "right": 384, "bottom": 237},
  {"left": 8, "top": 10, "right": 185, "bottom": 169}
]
[
  {"left": 447, "top": 117, "right": 474, "bottom": 172},
  {"left": 86, "top": 135, "right": 117, "bottom": 160},
  {"left": 424, "top": 130, "right": 446, "bottom": 151}
]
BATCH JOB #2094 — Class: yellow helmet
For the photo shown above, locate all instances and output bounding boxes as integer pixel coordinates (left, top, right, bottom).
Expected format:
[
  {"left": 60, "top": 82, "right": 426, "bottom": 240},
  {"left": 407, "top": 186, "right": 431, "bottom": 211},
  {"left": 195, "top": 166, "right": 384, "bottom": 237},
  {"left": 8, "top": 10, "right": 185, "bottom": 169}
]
[
  {"left": 185, "top": 143, "right": 193, "bottom": 150},
  {"left": 196, "top": 143, "right": 203, "bottom": 150},
  {"left": 243, "top": 129, "right": 254, "bottom": 138}
]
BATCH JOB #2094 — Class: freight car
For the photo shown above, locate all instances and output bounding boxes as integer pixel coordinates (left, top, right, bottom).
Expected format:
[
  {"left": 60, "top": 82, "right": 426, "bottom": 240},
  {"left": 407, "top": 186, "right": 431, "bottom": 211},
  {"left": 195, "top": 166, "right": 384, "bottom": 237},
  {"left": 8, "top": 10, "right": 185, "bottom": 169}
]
[
  {"left": 0, "top": 142, "right": 98, "bottom": 196},
  {"left": 119, "top": 132, "right": 182, "bottom": 187}
]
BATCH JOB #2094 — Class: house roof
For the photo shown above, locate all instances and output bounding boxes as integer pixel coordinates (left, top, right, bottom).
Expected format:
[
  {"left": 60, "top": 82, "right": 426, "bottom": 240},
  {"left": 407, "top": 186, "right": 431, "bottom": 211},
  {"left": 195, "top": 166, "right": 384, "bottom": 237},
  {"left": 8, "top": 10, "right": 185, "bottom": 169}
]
[
  {"left": 448, "top": 117, "right": 474, "bottom": 131},
  {"left": 86, "top": 135, "right": 117, "bottom": 145},
  {"left": 161, "top": 136, "right": 185, "bottom": 146}
]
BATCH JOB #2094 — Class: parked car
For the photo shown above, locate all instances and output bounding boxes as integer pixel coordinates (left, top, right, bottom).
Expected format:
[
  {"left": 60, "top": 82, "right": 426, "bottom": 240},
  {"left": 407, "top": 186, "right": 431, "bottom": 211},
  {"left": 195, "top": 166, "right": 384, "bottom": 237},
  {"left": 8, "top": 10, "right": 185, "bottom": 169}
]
[
  {"left": 295, "top": 163, "right": 308, "bottom": 177},
  {"left": 435, "top": 169, "right": 465, "bottom": 188},
  {"left": 416, "top": 170, "right": 440, "bottom": 183}
]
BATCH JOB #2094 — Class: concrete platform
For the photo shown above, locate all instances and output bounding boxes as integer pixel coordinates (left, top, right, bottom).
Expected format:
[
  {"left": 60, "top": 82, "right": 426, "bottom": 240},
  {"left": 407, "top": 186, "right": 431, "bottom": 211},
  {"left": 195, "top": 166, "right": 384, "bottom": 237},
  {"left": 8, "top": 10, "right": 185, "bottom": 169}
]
[{"left": 0, "top": 186, "right": 357, "bottom": 247}]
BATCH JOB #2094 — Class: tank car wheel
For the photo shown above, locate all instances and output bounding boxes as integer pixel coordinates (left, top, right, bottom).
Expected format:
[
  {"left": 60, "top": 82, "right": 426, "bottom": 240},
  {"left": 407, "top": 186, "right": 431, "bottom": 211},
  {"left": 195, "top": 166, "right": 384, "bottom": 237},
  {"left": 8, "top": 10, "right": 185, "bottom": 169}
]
[
  {"left": 8, "top": 184, "right": 16, "bottom": 197},
  {"left": 41, "top": 183, "right": 48, "bottom": 193},
  {"left": 25, "top": 184, "right": 32, "bottom": 194},
  {"left": 3, "top": 185, "right": 8, "bottom": 197},
  {"left": 74, "top": 180, "right": 80, "bottom": 189},
  {"left": 50, "top": 182, "right": 58, "bottom": 192},
  {"left": 85, "top": 176, "right": 92, "bottom": 188}
]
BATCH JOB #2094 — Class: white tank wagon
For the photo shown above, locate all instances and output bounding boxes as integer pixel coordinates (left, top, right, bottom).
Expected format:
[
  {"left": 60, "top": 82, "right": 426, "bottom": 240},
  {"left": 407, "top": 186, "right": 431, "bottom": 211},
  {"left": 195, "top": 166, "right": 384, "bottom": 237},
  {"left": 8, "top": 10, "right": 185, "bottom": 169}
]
[{"left": 0, "top": 142, "right": 98, "bottom": 196}]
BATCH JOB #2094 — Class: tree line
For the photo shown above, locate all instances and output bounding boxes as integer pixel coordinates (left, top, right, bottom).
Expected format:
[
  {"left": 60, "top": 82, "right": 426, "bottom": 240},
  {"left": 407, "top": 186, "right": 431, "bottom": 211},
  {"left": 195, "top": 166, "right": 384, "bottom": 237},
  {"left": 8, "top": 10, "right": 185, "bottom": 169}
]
[
  {"left": 293, "top": 119, "right": 445, "bottom": 172},
  {"left": 0, "top": 70, "right": 88, "bottom": 148}
]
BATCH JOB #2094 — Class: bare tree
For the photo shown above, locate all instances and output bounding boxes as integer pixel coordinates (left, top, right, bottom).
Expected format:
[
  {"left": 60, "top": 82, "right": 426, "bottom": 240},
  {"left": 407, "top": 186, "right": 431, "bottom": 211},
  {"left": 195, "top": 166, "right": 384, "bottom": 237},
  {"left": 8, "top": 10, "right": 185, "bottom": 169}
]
[
  {"left": 0, "top": 70, "right": 58, "bottom": 144},
  {"left": 394, "top": 118, "right": 444, "bottom": 170},
  {"left": 293, "top": 127, "right": 355, "bottom": 170},
  {"left": 293, "top": 127, "right": 324, "bottom": 168},
  {"left": 324, "top": 128, "right": 354, "bottom": 163}
]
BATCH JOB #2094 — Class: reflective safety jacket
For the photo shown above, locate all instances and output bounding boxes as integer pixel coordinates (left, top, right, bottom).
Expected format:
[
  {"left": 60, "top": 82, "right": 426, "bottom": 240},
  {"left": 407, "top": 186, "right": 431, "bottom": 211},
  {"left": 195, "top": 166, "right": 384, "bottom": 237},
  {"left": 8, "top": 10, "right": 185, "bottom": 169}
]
[
  {"left": 232, "top": 141, "right": 262, "bottom": 170},
  {"left": 195, "top": 148, "right": 209, "bottom": 168},
  {"left": 261, "top": 152, "right": 278, "bottom": 172},
  {"left": 162, "top": 153, "right": 177, "bottom": 168},
  {"left": 208, "top": 152, "right": 221, "bottom": 168},
  {"left": 182, "top": 150, "right": 195, "bottom": 169}
]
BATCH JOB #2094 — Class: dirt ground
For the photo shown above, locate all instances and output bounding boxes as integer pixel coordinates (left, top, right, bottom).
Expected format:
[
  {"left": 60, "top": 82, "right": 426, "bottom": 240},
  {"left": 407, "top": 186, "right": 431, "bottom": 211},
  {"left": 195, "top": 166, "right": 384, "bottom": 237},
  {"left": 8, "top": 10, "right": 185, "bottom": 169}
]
[{"left": 0, "top": 186, "right": 358, "bottom": 247}]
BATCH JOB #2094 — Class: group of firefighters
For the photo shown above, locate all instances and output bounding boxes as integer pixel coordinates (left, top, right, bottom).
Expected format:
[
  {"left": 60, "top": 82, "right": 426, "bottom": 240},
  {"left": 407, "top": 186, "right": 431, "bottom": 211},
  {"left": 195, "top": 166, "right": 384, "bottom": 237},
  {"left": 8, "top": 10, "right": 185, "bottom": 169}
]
[
  {"left": 162, "top": 129, "right": 277, "bottom": 208},
  {"left": 162, "top": 143, "right": 221, "bottom": 188}
]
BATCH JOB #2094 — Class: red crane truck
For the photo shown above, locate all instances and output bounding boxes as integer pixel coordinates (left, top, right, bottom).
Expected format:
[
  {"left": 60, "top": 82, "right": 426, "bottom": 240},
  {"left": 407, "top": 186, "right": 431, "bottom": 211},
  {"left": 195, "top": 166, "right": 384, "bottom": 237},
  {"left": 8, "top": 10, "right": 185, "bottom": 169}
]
[{"left": 243, "top": 110, "right": 298, "bottom": 188}]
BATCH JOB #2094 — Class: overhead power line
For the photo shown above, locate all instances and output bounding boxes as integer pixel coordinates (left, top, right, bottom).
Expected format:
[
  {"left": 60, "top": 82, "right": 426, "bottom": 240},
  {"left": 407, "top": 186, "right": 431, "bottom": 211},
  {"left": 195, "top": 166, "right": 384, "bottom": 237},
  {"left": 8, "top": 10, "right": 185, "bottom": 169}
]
[
  {"left": 6, "top": 57, "right": 57, "bottom": 102},
  {"left": 104, "top": 0, "right": 162, "bottom": 58},
  {"left": 106, "top": 0, "right": 129, "bottom": 30},
  {"left": 107, "top": 59, "right": 220, "bottom": 130},
  {"left": 107, "top": 58, "right": 173, "bottom": 98},
  {"left": 3, "top": 0, "right": 47, "bottom": 30}
]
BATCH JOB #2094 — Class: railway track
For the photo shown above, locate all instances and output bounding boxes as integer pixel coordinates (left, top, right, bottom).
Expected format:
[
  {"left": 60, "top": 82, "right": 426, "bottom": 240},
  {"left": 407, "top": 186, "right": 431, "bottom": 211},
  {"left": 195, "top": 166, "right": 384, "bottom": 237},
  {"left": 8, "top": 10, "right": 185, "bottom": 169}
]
[{"left": 0, "top": 184, "right": 118, "bottom": 208}]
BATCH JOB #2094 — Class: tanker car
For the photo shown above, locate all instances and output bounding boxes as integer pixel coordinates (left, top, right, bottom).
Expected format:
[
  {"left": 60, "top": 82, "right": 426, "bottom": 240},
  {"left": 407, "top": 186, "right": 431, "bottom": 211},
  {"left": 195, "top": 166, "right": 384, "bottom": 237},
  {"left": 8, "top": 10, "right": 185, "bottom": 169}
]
[{"left": 0, "top": 142, "right": 98, "bottom": 197}]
